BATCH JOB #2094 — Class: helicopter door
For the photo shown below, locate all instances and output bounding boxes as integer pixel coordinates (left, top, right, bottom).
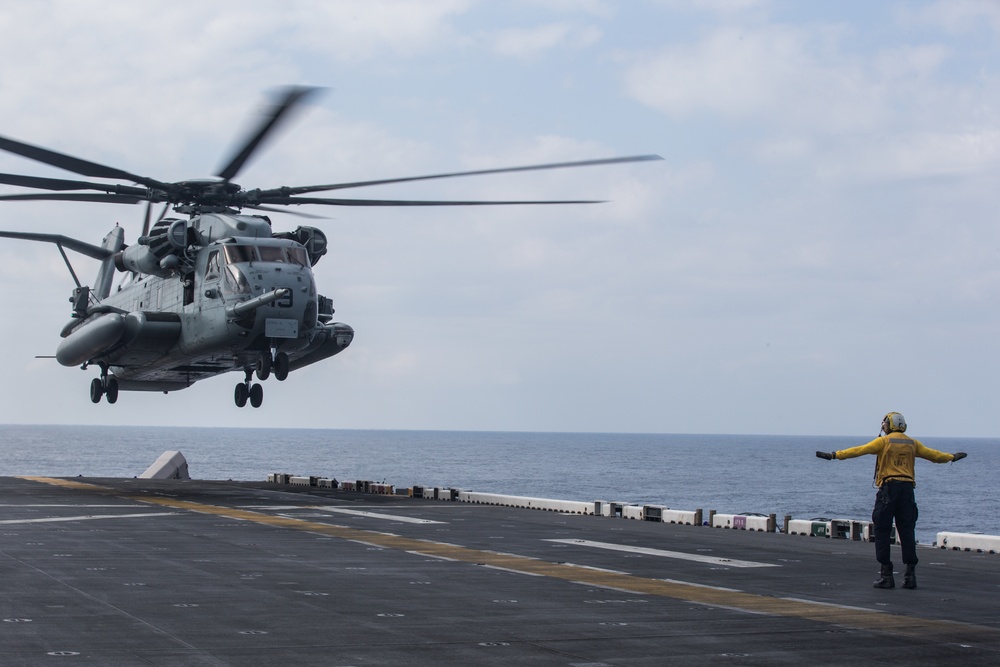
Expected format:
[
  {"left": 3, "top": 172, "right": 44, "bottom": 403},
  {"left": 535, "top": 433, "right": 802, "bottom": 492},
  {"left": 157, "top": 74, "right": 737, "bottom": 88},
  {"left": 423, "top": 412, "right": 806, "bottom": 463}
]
[{"left": 193, "top": 249, "right": 227, "bottom": 341}]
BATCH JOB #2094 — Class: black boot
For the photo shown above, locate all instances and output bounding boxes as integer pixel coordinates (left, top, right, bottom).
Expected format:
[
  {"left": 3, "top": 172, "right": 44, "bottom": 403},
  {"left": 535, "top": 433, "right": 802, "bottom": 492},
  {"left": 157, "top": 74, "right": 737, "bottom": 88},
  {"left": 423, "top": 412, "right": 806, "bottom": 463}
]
[
  {"left": 903, "top": 564, "right": 916, "bottom": 589},
  {"left": 873, "top": 563, "right": 895, "bottom": 589}
]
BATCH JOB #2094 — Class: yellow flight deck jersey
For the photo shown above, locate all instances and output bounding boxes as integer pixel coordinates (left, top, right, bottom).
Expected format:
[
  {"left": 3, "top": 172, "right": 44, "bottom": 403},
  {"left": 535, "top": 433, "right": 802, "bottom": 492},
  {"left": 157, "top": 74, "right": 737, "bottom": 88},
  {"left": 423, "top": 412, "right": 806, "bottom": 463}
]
[{"left": 835, "top": 433, "right": 955, "bottom": 487}]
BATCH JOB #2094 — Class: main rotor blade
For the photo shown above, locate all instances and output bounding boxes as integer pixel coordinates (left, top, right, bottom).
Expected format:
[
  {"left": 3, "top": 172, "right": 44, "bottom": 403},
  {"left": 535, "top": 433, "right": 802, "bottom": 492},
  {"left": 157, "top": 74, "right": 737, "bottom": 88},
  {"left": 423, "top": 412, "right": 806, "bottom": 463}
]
[
  {"left": 0, "top": 172, "right": 148, "bottom": 196},
  {"left": 216, "top": 86, "right": 322, "bottom": 182},
  {"left": 0, "top": 192, "right": 142, "bottom": 204},
  {"left": 258, "top": 154, "right": 664, "bottom": 197},
  {"left": 0, "top": 231, "right": 114, "bottom": 259},
  {"left": 0, "top": 134, "right": 170, "bottom": 190},
  {"left": 259, "top": 196, "right": 606, "bottom": 207}
]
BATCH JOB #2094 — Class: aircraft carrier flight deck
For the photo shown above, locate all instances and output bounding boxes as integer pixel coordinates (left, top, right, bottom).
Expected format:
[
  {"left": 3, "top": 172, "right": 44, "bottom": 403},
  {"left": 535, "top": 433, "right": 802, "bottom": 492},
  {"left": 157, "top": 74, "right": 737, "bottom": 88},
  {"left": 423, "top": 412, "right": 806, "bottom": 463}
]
[{"left": 2, "top": 474, "right": 999, "bottom": 666}]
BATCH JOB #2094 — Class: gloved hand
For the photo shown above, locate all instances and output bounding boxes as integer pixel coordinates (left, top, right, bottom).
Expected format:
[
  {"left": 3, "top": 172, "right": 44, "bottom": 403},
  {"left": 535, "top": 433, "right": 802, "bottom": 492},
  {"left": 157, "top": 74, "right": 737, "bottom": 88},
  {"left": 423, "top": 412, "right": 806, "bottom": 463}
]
[
  {"left": 816, "top": 451, "right": 835, "bottom": 460},
  {"left": 953, "top": 452, "right": 967, "bottom": 461}
]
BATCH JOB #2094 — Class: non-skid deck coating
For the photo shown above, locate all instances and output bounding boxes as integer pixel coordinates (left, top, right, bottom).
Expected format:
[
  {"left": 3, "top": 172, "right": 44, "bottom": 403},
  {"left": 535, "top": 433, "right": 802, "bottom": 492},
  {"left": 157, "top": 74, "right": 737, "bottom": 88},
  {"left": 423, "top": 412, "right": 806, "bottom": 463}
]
[{"left": 1, "top": 476, "right": 998, "bottom": 666}]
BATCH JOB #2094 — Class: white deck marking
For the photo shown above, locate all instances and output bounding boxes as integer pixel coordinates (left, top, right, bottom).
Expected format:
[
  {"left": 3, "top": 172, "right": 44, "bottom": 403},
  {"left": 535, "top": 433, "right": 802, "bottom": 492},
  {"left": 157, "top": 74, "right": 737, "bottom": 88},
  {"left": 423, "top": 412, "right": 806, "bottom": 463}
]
[
  {"left": 544, "top": 539, "right": 780, "bottom": 568},
  {"left": 301, "top": 507, "right": 445, "bottom": 524},
  {"left": 0, "top": 504, "right": 147, "bottom": 508},
  {"left": 0, "top": 512, "right": 176, "bottom": 525}
]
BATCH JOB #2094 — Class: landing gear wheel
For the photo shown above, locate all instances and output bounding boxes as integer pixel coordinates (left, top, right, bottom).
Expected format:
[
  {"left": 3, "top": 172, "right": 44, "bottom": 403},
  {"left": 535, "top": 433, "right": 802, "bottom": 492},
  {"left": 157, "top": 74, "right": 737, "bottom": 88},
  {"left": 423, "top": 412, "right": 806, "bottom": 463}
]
[
  {"left": 255, "top": 353, "right": 272, "bottom": 381},
  {"left": 90, "top": 377, "right": 104, "bottom": 404},
  {"left": 274, "top": 351, "right": 289, "bottom": 381},
  {"left": 235, "top": 382, "right": 249, "bottom": 408},
  {"left": 249, "top": 382, "right": 264, "bottom": 408},
  {"left": 105, "top": 378, "right": 119, "bottom": 404}
]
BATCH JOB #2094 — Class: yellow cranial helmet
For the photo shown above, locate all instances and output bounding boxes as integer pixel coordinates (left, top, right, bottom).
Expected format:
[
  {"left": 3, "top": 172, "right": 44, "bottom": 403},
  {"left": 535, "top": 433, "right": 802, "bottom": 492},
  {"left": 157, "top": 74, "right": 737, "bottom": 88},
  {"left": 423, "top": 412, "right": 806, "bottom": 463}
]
[{"left": 882, "top": 412, "right": 907, "bottom": 434}]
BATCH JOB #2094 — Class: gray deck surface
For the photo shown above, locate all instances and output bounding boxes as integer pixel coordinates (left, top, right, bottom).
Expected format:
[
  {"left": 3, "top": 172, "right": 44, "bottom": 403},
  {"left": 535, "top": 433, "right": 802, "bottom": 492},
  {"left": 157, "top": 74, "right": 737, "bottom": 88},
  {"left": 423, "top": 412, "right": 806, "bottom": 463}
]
[{"left": 1, "top": 476, "right": 998, "bottom": 666}]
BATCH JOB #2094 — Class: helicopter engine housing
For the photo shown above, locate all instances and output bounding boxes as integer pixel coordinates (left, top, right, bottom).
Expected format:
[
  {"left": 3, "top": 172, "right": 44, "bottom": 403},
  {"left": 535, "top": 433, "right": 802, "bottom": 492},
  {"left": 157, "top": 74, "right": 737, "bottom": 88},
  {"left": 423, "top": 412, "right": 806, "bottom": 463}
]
[{"left": 115, "top": 244, "right": 174, "bottom": 277}]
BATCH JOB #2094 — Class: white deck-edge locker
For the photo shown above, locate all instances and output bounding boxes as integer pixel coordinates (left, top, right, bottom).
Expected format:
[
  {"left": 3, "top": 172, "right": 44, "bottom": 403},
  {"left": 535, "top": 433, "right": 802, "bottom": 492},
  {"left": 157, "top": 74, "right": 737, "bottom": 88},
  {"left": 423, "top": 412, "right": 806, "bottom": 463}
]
[
  {"left": 936, "top": 532, "right": 1000, "bottom": 553},
  {"left": 788, "top": 519, "right": 836, "bottom": 537},
  {"left": 422, "top": 488, "right": 458, "bottom": 500},
  {"left": 456, "top": 491, "right": 593, "bottom": 514},
  {"left": 787, "top": 519, "right": 889, "bottom": 542},
  {"left": 661, "top": 508, "right": 702, "bottom": 526},
  {"left": 622, "top": 505, "right": 644, "bottom": 520},
  {"left": 712, "top": 513, "right": 771, "bottom": 531}
]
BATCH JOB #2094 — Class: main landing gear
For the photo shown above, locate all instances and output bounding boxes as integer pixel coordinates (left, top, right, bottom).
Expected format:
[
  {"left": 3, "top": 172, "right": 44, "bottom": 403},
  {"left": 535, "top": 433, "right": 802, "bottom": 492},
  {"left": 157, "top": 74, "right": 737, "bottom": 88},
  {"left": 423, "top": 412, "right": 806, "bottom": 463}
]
[
  {"left": 235, "top": 350, "right": 290, "bottom": 408},
  {"left": 89, "top": 370, "right": 119, "bottom": 404}
]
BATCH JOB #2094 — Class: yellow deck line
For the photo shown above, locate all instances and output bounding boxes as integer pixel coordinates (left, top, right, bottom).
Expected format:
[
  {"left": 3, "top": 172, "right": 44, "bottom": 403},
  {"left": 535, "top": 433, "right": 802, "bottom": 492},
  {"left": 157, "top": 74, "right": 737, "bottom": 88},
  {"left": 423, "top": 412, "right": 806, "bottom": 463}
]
[{"left": 20, "top": 476, "right": 1000, "bottom": 646}]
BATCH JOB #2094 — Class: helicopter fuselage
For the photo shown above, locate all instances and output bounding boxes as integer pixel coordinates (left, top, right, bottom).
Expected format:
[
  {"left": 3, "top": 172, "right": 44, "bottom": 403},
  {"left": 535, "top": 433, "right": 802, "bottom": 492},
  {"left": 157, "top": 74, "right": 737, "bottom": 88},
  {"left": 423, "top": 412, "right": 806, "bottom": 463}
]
[{"left": 55, "top": 213, "right": 353, "bottom": 404}]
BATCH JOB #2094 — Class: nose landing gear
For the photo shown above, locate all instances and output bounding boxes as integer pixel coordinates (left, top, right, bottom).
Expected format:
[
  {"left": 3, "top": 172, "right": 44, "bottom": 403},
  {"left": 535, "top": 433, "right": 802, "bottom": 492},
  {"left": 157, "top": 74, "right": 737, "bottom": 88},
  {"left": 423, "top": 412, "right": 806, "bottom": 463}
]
[
  {"left": 240, "top": 349, "right": 290, "bottom": 407},
  {"left": 237, "top": 349, "right": 290, "bottom": 408},
  {"left": 254, "top": 350, "right": 289, "bottom": 381},
  {"left": 235, "top": 370, "right": 264, "bottom": 408},
  {"left": 274, "top": 351, "right": 289, "bottom": 381}
]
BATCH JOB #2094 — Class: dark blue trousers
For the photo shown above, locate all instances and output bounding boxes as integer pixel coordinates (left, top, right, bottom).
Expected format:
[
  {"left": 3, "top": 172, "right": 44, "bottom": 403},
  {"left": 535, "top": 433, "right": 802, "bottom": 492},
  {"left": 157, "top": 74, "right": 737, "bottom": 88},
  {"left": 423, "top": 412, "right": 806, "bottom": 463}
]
[{"left": 872, "top": 480, "right": 918, "bottom": 565}]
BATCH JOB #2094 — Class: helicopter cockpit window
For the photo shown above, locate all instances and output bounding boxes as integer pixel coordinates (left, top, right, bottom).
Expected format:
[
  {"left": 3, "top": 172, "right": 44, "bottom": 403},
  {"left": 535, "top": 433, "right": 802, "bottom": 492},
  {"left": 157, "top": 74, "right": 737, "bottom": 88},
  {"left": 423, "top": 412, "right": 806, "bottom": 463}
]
[
  {"left": 225, "top": 264, "right": 252, "bottom": 294},
  {"left": 205, "top": 250, "right": 221, "bottom": 281},
  {"left": 257, "top": 246, "right": 286, "bottom": 263},
  {"left": 223, "top": 245, "right": 255, "bottom": 265},
  {"left": 286, "top": 247, "right": 309, "bottom": 267}
]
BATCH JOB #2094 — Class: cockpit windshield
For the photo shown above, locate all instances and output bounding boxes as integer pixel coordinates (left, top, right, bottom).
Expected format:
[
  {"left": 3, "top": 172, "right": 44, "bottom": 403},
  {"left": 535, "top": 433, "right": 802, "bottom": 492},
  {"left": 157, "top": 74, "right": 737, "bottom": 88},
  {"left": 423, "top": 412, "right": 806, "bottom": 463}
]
[
  {"left": 223, "top": 245, "right": 255, "bottom": 264},
  {"left": 286, "top": 247, "right": 309, "bottom": 267},
  {"left": 222, "top": 244, "right": 309, "bottom": 267},
  {"left": 257, "top": 246, "right": 285, "bottom": 263}
]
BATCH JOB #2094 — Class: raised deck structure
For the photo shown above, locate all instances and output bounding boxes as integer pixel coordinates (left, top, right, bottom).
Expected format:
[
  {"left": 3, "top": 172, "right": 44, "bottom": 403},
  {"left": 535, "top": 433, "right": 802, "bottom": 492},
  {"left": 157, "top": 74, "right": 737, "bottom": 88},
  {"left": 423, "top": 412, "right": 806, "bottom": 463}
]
[{"left": 2, "top": 475, "right": 998, "bottom": 665}]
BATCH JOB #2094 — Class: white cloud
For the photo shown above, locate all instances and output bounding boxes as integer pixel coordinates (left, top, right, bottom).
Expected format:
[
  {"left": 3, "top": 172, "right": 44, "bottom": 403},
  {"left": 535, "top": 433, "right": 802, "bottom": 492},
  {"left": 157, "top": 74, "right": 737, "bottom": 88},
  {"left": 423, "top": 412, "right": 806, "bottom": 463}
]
[
  {"left": 285, "top": 0, "right": 474, "bottom": 62},
  {"left": 624, "top": 24, "right": 888, "bottom": 133},
  {"left": 491, "top": 23, "right": 603, "bottom": 59}
]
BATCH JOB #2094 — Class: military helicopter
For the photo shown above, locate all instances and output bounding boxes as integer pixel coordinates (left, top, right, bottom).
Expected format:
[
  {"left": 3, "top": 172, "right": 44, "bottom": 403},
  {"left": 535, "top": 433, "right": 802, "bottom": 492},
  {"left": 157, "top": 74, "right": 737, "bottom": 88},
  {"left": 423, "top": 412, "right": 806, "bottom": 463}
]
[{"left": 0, "top": 87, "right": 661, "bottom": 408}]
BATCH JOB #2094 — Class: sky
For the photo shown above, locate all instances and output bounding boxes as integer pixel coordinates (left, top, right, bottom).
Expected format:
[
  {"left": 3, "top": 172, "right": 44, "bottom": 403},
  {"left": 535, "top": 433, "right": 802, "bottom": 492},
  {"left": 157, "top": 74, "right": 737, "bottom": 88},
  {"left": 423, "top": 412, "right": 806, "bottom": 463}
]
[{"left": 0, "top": 0, "right": 999, "bottom": 437}]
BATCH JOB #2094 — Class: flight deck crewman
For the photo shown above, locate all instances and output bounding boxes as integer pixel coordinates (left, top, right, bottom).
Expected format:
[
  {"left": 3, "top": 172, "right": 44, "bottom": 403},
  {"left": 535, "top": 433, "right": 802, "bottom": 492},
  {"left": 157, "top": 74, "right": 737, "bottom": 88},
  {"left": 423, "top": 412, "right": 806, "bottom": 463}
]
[{"left": 815, "top": 412, "right": 967, "bottom": 589}]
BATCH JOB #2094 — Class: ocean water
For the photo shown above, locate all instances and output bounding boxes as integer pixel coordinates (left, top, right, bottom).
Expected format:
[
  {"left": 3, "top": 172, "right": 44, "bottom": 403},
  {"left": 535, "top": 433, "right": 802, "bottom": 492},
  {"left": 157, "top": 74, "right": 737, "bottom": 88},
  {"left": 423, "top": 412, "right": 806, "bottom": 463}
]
[{"left": 0, "top": 425, "right": 994, "bottom": 546}]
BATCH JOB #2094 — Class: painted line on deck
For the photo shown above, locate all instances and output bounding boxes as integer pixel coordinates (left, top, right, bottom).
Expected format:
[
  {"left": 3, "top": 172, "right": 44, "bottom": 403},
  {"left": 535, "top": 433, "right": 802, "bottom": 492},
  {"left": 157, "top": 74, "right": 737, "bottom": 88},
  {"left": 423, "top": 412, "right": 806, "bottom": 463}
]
[
  {"left": 0, "top": 512, "right": 176, "bottom": 525},
  {"left": 0, "top": 504, "right": 147, "bottom": 508},
  {"left": 545, "top": 538, "right": 779, "bottom": 568},
  {"left": 302, "top": 507, "right": 446, "bottom": 524},
  {"left": 20, "top": 476, "right": 1000, "bottom": 647}
]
